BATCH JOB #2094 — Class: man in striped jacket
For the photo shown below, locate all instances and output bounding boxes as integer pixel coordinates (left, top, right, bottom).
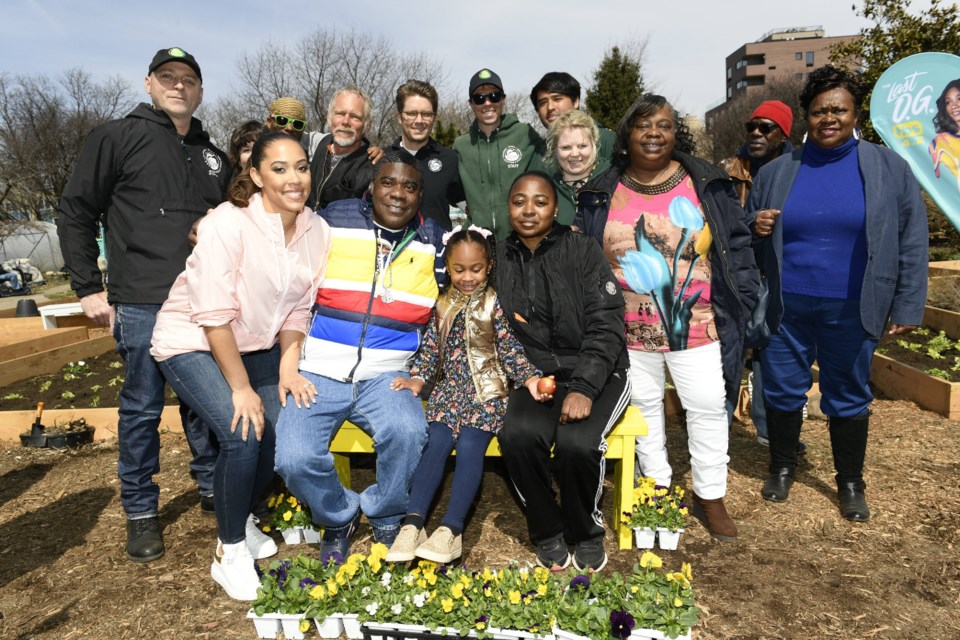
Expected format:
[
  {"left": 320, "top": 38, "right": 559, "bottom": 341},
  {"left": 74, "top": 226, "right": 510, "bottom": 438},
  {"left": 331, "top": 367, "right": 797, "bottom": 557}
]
[{"left": 275, "top": 153, "right": 445, "bottom": 561}]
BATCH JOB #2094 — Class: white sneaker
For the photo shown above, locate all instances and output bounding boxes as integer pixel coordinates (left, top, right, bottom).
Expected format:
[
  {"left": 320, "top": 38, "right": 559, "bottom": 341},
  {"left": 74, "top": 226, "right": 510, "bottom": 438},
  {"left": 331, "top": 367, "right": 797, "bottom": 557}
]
[
  {"left": 211, "top": 539, "right": 261, "bottom": 601},
  {"left": 245, "top": 513, "right": 278, "bottom": 559}
]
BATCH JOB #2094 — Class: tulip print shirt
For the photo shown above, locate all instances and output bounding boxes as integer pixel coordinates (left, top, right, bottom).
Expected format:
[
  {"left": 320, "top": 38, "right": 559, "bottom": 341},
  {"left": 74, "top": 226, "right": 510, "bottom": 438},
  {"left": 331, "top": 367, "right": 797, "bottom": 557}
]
[{"left": 603, "top": 168, "right": 717, "bottom": 353}]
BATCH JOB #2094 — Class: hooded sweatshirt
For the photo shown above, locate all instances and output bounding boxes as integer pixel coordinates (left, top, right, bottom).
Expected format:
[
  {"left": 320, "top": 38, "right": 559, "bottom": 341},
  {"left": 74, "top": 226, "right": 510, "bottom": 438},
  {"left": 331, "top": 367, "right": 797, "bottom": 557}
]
[{"left": 453, "top": 113, "right": 546, "bottom": 241}]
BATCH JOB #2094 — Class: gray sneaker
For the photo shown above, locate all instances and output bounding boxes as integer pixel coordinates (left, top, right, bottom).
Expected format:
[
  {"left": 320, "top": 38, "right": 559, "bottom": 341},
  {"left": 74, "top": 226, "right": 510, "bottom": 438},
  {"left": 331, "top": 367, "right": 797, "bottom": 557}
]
[
  {"left": 572, "top": 537, "right": 607, "bottom": 572},
  {"left": 535, "top": 534, "right": 570, "bottom": 571}
]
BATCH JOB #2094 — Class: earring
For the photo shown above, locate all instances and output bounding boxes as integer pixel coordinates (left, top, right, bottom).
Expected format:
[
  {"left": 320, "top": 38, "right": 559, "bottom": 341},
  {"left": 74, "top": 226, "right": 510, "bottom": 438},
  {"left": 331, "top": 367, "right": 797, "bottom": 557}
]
[
  {"left": 802, "top": 132, "right": 808, "bottom": 143},
  {"left": 853, "top": 127, "right": 861, "bottom": 141}
]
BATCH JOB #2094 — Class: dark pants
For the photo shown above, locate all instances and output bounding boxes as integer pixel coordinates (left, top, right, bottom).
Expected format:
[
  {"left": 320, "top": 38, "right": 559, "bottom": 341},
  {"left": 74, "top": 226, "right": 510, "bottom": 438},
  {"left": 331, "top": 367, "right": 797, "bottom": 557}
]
[
  {"left": 499, "top": 370, "right": 630, "bottom": 546},
  {"left": 406, "top": 421, "right": 493, "bottom": 532},
  {"left": 113, "top": 303, "right": 218, "bottom": 518}
]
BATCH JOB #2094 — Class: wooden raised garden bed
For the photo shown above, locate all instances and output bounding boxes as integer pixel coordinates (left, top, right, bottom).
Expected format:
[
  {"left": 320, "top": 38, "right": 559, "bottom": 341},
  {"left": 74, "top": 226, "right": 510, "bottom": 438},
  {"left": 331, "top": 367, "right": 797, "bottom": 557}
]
[{"left": 869, "top": 304, "right": 960, "bottom": 420}]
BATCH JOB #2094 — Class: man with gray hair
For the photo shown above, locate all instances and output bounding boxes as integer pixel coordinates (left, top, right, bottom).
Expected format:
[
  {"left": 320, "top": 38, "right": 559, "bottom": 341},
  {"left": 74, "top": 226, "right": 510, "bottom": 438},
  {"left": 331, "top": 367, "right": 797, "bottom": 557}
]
[{"left": 307, "top": 86, "right": 376, "bottom": 210}]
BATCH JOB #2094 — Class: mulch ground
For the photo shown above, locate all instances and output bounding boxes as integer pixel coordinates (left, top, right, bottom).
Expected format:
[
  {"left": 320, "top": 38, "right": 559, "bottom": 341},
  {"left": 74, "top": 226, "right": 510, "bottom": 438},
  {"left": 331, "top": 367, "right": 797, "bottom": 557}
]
[{"left": 0, "top": 392, "right": 958, "bottom": 639}]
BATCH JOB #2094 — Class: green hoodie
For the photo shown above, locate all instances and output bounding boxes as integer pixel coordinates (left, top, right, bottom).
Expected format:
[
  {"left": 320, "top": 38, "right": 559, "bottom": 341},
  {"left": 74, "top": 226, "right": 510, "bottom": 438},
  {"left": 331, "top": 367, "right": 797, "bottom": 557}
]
[{"left": 453, "top": 113, "right": 546, "bottom": 241}]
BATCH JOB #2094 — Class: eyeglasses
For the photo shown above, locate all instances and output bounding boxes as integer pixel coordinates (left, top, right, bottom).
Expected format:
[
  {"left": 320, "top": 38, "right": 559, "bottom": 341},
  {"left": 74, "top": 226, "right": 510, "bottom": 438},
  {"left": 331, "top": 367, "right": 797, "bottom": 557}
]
[
  {"left": 744, "top": 121, "right": 780, "bottom": 135},
  {"left": 401, "top": 110, "right": 436, "bottom": 122},
  {"left": 271, "top": 114, "right": 306, "bottom": 132},
  {"left": 471, "top": 91, "right": 504, "bottom": 105}
]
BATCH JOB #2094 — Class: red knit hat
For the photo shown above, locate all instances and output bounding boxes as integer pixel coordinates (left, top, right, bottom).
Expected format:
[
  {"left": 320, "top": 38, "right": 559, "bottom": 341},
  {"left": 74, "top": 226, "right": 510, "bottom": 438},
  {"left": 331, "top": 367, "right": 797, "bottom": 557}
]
[{"left": 750, "top": 100, "right": 793, "bottom": 136}]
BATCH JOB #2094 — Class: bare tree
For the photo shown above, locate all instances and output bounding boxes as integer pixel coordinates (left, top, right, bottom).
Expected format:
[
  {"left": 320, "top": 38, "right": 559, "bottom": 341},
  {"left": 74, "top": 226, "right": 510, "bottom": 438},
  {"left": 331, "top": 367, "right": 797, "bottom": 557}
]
[
  {"left": 214, "top": 27, "right": 446, "bottom": 147},
  {"left": 703, "top": 77, "right": 805, "bottom": 163},
  {"left": 0, "top": 69, "right": 134, "bottom": 221}
]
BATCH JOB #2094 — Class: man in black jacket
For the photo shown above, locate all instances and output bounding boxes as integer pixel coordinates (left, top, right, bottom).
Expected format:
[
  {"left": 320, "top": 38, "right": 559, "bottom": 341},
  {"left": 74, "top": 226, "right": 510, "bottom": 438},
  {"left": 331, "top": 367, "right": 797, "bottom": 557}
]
[
  {"left": 307, "top": 86, "right": 376, "bottom": 210},
  {"left": 386, "top": 80, "right": 464, "bottom": 229},
  {"left": 58, "top": 47, "right": 230, "bottom": 563}
]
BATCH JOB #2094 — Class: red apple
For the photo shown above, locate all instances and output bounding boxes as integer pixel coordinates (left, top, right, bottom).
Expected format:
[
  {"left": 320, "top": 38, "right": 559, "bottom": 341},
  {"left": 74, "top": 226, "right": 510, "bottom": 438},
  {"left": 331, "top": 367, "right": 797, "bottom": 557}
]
[{"left": 537, "top": 377, "right": 557, "bottom": 395}]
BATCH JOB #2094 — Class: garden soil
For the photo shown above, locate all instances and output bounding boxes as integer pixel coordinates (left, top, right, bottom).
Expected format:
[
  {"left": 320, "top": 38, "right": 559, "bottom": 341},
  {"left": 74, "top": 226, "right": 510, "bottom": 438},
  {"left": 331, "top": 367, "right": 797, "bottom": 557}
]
[{"left": 0, "top": 356, "right": 957, "bottom": 639}]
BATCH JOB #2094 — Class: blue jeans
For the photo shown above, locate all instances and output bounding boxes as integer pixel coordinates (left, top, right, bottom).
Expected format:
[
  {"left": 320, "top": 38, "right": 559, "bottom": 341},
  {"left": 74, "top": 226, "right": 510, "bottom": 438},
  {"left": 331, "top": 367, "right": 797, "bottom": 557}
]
[
  {"left": 760, "top": 293, "right": 878, "bottom": 418},
  {"left": 406, "top": 422, "right": 493, "bottom": 532},
  {"left": 0, "top": 272, "right": 20, "bottom": 290},
  {"left": 113, "top": 303, "right": 218, "bottom": 517},
  {"left": 159, "top": 347, "right": 280, "bottom": 543},
  {"left": 274, "top": 371, "right": 428, "bottom": 532}
]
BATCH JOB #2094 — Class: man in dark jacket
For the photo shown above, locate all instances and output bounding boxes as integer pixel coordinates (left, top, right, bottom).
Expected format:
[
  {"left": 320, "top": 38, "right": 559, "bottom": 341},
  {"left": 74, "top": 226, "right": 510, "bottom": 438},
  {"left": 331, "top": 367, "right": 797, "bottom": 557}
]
[
  {"left": 58, "top": 47, "right": 230, "bottom": 563},
  {"left": 307, "top": 86, "right": 376, "bottom": 210},
  {"left": 387, "top": 80, "right": 464, "bottom": 229},
  {"left": 717, "top": 100, "right": 796, "bottom": 448}
]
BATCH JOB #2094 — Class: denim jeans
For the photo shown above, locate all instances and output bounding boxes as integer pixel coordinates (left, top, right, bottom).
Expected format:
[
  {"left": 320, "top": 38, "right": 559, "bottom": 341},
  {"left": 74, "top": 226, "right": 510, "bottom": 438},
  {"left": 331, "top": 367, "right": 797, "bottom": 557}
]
[
  {"left": 759, "top": 293, "right": 878, "bottom": 418},
  {"left": 159, "top": 346, "right": 280, "bottom": 543},
  {"left": 274, "top": 371, "right": 428, "bottom": 532},
  {"left": 113, "top": 303, "right": 218, "bottom": 518}
]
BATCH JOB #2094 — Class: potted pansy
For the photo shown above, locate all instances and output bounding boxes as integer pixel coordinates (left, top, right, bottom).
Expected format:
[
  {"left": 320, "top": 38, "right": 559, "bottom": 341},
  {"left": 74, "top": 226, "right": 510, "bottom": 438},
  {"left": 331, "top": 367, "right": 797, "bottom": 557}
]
[
  {"left": 622, "top": 478, "right": 688, "bottom": 550},
  {"left": 482, "top": 565, "right": 560, "bottom": 638},
  {"left": 266, "top": 490, "right": 321, "bottom": 544},
  {"left": 249, "top": 556, "right": 327, "bottom": 639},
  {"left": 329, "top": 543, "right": 390, "bottom": 639},
  {"left": 626, "top": 552, "right": 698, "bottom": 640},
  {"left": 553, "top": 571, "right": 628, "bottom": 640}
]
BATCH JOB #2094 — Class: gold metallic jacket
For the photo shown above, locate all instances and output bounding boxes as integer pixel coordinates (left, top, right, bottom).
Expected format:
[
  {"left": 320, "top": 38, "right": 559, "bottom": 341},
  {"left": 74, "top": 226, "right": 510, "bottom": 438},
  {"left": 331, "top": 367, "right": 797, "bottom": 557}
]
[{"left": 434, "top": 282, "right": 510, "bottom": 402}]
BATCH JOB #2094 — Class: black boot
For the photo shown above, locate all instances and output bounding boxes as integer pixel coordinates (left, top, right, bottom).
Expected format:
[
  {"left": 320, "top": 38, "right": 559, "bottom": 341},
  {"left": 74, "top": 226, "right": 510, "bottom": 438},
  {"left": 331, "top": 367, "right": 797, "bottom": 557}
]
[
  {"left": 761, "top": 406, "right": 803, "bottom": 502},
  {"left": 829, "top": 414, "right": 870, "bottom": 521},
  {"left": 126, "top": 517, "right": 165, "bottom": 563}
]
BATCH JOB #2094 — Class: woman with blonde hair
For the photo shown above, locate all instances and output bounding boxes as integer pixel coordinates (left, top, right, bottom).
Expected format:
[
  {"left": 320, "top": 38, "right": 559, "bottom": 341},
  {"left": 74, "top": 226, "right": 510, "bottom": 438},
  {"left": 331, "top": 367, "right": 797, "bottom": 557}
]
[{"left": 546, "top": 109, "right": 606, "bottom": 224}]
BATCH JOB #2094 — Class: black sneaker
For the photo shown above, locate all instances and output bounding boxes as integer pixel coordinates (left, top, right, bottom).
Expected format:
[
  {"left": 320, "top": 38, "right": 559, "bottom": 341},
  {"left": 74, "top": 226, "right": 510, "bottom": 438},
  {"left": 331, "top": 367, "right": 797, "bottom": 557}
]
[
  {"left": 126, "top": 517, "right": 165, "bottom": 563},
  {"left": 535, "top": 534, "right": 570, "bottom": 571},
  {"left": 320, "top": 510, "right": 361, "bottom": 564},
  {"left": 199, "top": 494, "right": 215, "bottom": 515},
  {"left": 572, "top": 537, "right": 607, "bottom": 573},
  {"left": 372, "top": 524, "right": 399, "bottom": 546}
]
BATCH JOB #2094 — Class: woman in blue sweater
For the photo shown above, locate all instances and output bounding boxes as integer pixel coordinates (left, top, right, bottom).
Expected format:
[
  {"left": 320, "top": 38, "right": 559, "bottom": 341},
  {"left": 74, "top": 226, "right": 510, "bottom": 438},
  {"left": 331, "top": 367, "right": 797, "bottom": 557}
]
[{"left": 749, "top": 66, "right": 928, "bottom": 521}]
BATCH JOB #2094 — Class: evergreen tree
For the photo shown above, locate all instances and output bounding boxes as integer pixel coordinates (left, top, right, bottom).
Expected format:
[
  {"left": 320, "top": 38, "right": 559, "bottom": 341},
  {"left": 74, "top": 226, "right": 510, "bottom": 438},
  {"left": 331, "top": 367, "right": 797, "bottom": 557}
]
[
  {"left": 831, "top": 0, "right": 960, "bottom": 141},
  {"left": 433, "top": 119, "right": 460, "bottom": 148},
  {"left": 585, "top": 46, "right": 644, "bottom": 130}
]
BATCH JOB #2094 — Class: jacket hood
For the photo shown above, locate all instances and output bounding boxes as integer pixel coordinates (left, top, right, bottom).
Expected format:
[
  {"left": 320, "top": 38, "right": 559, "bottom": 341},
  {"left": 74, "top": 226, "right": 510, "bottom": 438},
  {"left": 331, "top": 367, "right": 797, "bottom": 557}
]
[
  {"left": 504, "top": 221, "right": 570, "bottom": 255},
  {"left": 127, "top": 102, "right": 210, "bottom": 142},
  {"left": 469, "top": 112, "right": 521, "bottom": 142}
]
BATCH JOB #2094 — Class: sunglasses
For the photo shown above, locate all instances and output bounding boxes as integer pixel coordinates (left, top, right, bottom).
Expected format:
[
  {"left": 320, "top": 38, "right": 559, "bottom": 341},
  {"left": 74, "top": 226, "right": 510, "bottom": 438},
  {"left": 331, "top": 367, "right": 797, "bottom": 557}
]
[
  {"left": 271, "top": 114, "right": 306, "bottom": 132},
  {"left": 744, "top": 121, "right": 780, "bottom": 135},
  {"left": 471, "top": 91, "right": 504, "bottom": 105}
]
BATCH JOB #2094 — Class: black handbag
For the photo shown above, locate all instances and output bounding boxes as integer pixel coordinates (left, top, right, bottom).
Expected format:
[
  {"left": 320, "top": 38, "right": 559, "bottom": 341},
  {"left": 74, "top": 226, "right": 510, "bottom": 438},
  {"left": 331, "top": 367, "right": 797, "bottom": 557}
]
[{"left": 744, "top": 276, "right": 771, "bottom": 349}]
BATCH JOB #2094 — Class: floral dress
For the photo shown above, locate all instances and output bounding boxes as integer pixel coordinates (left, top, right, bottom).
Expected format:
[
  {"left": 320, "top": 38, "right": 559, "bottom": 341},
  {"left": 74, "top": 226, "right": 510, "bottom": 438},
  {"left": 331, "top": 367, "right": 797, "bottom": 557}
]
[{"left": 410, "top": 290, "right": 539, "bottom": 438}]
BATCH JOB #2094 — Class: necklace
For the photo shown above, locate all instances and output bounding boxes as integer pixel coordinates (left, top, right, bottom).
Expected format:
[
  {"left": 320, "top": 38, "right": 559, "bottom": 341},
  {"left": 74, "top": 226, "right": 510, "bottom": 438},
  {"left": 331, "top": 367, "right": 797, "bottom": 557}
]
[
  {"left": 620, "top": 164, "right": 687, "bottom": 196},
  {"left": 374, "top": 227, "right": 416, "bottom": 304}
]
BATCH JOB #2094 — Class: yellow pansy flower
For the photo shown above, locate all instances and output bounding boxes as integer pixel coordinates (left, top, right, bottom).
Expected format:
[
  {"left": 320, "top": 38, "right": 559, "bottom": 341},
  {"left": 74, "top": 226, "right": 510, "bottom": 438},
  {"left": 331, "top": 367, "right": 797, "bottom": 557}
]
[
  {"left": 640, "top": 551, "right": 663, "bottom": 569},
  {"left": 309, "top": 584, "right": 326, "bottom": 599},
  {"left": 441, "top": 598, "right": 454, "bottom": 613},
  {"left": 282, "top": 511, "right": 292, "bottom": 521},
  {"left": 300, "top": 620, "right": 310, "bottom": 633},
  {"left": 509, "top": 590, "right": 521, "bottom": 605},
  {"left": 287, "top": 495, "right": 298, "bottom": 506},
  {"left": 451, "top": 583, "right": 464, "bottom": 599}
]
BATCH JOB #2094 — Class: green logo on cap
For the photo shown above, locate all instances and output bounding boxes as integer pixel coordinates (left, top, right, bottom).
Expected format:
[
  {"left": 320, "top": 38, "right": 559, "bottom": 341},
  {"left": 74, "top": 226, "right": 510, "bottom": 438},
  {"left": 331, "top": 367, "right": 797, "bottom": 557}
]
[
  {"left": 479, "top": 69, "right": 492, "bottom": 79},
  {"left": 168, "top": 47, "right": 186, "bottom": 58}
]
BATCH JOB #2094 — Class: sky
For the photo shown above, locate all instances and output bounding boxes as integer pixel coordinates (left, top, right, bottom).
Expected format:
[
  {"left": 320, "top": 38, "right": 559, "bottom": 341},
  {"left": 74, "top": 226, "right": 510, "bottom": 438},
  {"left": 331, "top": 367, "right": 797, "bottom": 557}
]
[{"left": 2, "top": 0, "right": 873, "bottom": 119}]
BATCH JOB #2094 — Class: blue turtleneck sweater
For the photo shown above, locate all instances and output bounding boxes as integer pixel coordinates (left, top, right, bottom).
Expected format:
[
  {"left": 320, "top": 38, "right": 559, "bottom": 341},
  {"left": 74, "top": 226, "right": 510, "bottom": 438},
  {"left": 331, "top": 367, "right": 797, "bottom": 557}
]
[{"left": 780, "top": 137, "right": 867, "bottom": 299}]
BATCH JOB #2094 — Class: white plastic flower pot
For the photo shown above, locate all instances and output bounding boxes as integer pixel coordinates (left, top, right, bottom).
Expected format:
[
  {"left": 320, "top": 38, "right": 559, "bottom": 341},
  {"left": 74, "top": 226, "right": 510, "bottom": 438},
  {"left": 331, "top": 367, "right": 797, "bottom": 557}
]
[
  {"left": 278, "top": 613, "right": 307, "bottom": 640},
  {"left": 302, "top": 526, "right": 322, "bottom": 544},
  {"left": 340, "top": 613, "right": 363, "bottom": 640},
  {"left": 656, "top": 528, "right": 684, "bottom": 551},
  {"left": 630, "top": 628, "right": 665, "bottom": 640},
  {"left": 246, "top": 610, "right": 282, "bottom": 639},
  {"left": 280, "top": 527, "right": 303, "bottom": 544},
  {"left": 554, "top": 626, "right": 591, "bottom": 640},
  {"left": 314, "top": 616, "right": 344, "bottom": 639},
  {"left": 633, "top": 526, "right": 656, "bottom": 549}
]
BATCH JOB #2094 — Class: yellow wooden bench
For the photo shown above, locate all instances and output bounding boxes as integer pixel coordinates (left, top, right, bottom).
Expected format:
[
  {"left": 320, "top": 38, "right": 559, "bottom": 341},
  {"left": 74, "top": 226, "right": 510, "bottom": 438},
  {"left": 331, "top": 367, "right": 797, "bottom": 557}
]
[{"left": 329, "top": 405, "right": 647, "bottom": 550}]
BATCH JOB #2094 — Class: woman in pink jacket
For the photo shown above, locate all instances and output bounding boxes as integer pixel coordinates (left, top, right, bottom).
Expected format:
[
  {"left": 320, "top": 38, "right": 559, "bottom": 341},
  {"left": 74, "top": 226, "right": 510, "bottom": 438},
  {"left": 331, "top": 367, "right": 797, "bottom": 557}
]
[{"left": 151, "top": 131, "right": 331, "bottom": 600}]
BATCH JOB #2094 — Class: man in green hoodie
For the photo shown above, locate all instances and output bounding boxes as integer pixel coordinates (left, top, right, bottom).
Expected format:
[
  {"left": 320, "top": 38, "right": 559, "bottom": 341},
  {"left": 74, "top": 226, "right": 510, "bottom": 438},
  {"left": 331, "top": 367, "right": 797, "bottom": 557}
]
[{"left": 453, "top": 69, "right": 546, "bottom": 241}]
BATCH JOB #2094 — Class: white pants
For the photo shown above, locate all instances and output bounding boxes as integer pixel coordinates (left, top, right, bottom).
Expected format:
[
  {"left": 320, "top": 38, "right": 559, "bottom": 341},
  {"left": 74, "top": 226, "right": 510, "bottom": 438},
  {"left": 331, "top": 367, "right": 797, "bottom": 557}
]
[{"left": 628, "top": 341, "right": 729, "bottom": 500}]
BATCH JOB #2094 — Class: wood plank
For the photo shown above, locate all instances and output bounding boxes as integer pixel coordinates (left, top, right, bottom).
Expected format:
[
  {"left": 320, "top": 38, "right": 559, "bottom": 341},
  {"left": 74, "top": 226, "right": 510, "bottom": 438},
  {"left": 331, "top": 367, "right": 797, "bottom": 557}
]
[
  {"left": 923, "top": 305, "right": 960, "bottom": 341},
  {"left": 0, "top": 405, "right": 183, "bottom": 443},
  {"left": 928, "top": 260, "right": 960, "bottom": 277},
  {"left": 0, "top": 327, "right": 89, "bottom": 360},
  {"left": 0, "top": 317, "right": 44, "bottom": 330},
  {"left": 871, "top": 352, "right": 960, "bottom": 419},
  {"left": 0, "top": 335, "right": 115, "bottom": 387}
]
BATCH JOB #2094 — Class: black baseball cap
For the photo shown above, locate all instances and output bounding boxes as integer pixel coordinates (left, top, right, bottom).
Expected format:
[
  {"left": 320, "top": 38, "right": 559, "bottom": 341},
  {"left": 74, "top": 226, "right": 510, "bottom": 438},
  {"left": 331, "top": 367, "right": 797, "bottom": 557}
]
[
  {"left": 149, "top": 47, "right": 202, "bottom": 82},
  {"left": 469, "top": 69, "right": 503, "bottom": 95}
]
